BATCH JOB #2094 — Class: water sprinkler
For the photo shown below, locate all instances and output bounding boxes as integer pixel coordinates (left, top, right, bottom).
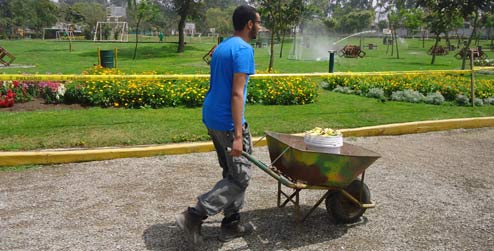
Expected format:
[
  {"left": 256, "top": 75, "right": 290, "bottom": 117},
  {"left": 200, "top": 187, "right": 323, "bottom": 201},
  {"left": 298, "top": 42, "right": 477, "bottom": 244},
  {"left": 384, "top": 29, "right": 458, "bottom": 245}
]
[{"left": 328, "top": 50, "right": 336, "bottom": 73}]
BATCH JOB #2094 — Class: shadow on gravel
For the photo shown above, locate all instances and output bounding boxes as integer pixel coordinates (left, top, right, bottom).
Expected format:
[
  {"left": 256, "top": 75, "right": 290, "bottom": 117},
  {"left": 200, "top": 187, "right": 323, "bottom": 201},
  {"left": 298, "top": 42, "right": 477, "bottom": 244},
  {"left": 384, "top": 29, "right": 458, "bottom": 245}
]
[{"left": 143, "top": 206, "right": 366, "bottom": 250}]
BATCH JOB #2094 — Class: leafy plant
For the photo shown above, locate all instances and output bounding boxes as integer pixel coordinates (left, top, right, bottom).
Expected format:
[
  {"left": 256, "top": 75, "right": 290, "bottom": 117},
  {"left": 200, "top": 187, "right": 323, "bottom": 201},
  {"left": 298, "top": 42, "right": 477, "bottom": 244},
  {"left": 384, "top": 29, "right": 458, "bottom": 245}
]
[
  {"left": 483, "top": 97, "right": 494, "bottom": 105},
  {"left": 332, "top": 85, "right": 354, "bottom": 94},
  {"left": 391, "top": 89, "right": 425, "bottom": 103},
  {"left": 455, "top": 94, "right": 470, "bottom": 106},
  {"left": 366, "top": 88, "right": 385, "bottom": 100},
  {"left": 424, "top": 92, "right": 445, "bottom": 105},
  {"left": 473, "top": 98, "right": 484, "bottom": 106}
]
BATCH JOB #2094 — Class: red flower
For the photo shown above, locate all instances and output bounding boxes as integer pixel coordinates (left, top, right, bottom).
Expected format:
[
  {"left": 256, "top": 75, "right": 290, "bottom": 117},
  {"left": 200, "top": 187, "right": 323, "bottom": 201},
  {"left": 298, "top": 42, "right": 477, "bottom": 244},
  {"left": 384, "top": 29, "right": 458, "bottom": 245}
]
[{"left": 0, "top": 90, "right": 16, "bottom": 107}]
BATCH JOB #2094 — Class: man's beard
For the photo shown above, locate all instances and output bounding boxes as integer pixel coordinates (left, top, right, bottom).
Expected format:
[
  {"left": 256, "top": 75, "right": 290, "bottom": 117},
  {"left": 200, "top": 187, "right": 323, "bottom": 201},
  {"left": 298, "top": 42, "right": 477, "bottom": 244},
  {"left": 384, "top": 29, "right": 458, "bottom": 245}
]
[{"left": 249, "top": 28, "right": 258, "bottom": 40}]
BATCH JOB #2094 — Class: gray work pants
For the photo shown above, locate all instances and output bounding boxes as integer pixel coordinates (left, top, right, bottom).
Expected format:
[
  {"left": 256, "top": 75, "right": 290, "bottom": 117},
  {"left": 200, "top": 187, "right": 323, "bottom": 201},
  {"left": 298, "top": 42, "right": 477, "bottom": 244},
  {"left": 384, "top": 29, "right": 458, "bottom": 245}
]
[{"left": 197, "top": 123, "right": 253, "bottom": 217}]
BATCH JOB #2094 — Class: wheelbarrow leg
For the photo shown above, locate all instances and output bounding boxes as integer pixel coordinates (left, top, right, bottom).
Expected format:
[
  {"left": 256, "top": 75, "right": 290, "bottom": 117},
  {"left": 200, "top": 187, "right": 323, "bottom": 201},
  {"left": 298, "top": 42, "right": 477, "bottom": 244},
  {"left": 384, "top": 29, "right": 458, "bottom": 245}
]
[
  {"left": 277, "top": 181, "right": 301, "bottom": 208},
  {"left": 301, "top": 190, "right": 333, "bottom": 222},
  {"left": 277, "top": 181, "right": 281, "bottom": 207}
]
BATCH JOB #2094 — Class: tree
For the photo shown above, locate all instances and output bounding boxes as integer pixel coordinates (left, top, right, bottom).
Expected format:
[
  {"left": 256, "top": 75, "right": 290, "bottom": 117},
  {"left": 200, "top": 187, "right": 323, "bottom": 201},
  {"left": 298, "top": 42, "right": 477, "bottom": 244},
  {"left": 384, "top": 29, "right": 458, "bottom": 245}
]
[
  {"left": 257, "top": 0, "right": 304, "bottom": 72},
  {"left": 60, "top": 0, "right": 108, "bottom": 5},
  {"left": 31, "top": 0, "right": 58, "bottom": 38},
  {"left": 418, "top": 0, "right": 462, "bottom": 64},
  {"left": 387, "top": 8, "right": 403, "bottom": 59},
  {"left": 417, "top": 0, "right": 490, "bottom": 68},
  {"left": 0, "top": 0, "right": 57, "bottom": 39},
  {"left": 336, "top": 10, "right": 374, "bottom": 34},
  {"left": 205, "top": 7, "right": 233, "bottom": 36},
  {"left": 58, "top": 4, "right": 84, "bottom": 51},
  {"left": 128, "top": 0, "right": 160, "bottom": 59},
  {"left": 70, "top": 2, "right": 106, "bottom": 40},
  {"left": 480, "top": 11, "right": 494, "bottom": 46},
  {"left": 402, "top": 8, "right": 423, "bottom": 38},
  {"left": 277, "top": 0, "right": 304, "bottom": 58},
  {"left": 455, "top": 0, "right": 492, "bottom": 69},
  {"left": 173, "top": 0, "right": 204, "bottom": 53}
]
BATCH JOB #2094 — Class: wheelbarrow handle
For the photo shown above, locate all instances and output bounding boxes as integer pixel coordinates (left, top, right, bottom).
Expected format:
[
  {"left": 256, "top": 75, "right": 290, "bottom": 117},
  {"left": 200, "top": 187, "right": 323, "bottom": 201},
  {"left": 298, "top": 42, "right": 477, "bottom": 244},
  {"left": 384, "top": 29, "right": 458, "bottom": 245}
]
[{"left": 226, "top": 147, "right": 306, "bottom": 189}]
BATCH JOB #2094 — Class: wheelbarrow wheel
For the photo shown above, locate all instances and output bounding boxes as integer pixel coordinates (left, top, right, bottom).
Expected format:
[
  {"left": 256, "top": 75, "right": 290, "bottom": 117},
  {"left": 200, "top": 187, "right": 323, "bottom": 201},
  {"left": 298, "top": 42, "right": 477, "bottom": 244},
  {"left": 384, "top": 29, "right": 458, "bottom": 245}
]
[{"left": 325, "top": 180, "right": 370, "bottom": 223}]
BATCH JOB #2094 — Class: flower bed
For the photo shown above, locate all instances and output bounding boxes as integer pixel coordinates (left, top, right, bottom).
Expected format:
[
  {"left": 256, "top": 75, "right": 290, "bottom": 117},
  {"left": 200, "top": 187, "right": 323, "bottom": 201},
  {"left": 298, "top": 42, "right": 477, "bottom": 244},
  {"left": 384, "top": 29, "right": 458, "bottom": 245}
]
[
  {"left": 322, "top": 73, "right": 494, "bottom": 103},
  {"left": 248, "top": 76, "right": 318, "bottom": 105},
  {"left": 1, "top": 66, "right": 318, "bottom": 109}
]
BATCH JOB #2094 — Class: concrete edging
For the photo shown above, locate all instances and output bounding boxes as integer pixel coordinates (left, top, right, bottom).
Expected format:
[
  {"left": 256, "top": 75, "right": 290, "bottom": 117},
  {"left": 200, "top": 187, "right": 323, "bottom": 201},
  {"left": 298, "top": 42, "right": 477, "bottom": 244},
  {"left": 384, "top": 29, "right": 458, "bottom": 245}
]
[{"left": 1, "top": 117, "right": 493, "bottom": 167}]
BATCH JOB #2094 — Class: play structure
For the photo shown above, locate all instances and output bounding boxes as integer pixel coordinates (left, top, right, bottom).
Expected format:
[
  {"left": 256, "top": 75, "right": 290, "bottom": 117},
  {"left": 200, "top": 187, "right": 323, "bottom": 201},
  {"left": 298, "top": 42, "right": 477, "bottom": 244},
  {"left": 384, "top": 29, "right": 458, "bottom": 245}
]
[
  {"left": 93, "top": 5, "right": 128, "bottom": 42},
  {"left": 338, "top": 45, "right": 366, "bottom": 58},
  {"left": 0, "top": 47, "right": 15, "bottom": 66},
  {"left": 454, "top": 47, "right": 488, "bottom": 60}
]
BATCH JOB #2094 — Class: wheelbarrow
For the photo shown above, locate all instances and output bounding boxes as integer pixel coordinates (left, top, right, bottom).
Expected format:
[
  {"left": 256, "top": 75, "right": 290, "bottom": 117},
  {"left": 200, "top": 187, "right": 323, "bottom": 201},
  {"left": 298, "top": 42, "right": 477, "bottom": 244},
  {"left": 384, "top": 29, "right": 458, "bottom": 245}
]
[{"left": 241, "top": 131, "right": 381, "bottom": 223}]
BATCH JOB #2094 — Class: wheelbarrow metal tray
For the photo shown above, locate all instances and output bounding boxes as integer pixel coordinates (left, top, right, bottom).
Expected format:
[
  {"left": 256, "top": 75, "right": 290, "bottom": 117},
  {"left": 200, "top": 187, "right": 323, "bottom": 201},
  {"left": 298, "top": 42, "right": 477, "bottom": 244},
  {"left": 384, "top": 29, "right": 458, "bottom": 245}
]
[{"left": 266, "top": 131, "right": 380, "bottom": 188}]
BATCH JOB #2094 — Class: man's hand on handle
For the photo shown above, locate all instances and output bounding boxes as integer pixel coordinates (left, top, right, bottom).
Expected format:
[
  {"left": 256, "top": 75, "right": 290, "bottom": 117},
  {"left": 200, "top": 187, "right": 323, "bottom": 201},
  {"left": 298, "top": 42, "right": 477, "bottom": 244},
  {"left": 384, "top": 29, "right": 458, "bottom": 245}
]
[{"left": 231, "top": 137, "right": 243, "bottom": 157}]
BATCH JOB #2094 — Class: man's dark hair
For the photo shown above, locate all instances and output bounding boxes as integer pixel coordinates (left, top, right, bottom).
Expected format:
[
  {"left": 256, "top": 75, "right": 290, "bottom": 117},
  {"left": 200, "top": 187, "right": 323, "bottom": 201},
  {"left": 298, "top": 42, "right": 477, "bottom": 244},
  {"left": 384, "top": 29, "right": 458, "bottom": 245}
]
[{"left": 232, "top": 5, "right": 258, "bottom": 32}]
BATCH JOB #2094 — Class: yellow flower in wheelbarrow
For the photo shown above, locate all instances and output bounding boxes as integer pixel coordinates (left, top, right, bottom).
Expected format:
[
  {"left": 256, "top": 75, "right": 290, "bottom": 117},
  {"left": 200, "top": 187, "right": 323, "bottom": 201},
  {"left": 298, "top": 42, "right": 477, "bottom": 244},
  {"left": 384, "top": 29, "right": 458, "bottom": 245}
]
[{"left": 306, "top": 127, "right": 342, "bottom": 137}]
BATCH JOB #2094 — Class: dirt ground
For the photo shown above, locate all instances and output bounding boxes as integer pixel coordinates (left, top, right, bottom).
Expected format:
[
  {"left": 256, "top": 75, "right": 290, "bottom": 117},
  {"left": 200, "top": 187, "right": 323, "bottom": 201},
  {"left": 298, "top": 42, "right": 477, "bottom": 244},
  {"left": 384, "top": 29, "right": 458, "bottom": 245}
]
[
  {"left": 0, "top": 98, "right": 87, "bottom": 112},
  {"left": 1, "top": 128, "right": 493, "bottom": 251}
]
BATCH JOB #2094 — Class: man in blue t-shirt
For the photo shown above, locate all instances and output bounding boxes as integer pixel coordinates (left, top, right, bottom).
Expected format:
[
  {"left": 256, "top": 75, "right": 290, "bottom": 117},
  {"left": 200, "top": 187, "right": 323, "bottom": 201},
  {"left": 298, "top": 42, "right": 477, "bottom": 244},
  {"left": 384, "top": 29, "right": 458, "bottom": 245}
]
[{"left": 176, "top": 5, "right": 261, "bottom": 246}]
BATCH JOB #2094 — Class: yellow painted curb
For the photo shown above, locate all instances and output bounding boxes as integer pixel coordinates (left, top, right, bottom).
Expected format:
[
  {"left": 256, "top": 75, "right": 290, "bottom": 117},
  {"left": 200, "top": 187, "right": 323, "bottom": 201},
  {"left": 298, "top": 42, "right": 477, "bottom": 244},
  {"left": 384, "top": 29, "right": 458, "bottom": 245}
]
[{"left": 1, "top": 117, "right": 493, "bottom": 167}]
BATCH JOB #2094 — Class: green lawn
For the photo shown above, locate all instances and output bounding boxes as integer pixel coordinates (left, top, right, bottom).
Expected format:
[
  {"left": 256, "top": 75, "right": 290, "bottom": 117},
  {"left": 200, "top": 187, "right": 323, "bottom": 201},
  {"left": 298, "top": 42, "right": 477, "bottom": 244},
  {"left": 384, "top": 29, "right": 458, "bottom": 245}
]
[
  {"left": 1, "top": 90, "right": 493, "bottom": 151},
  {"left": 0, "top": 37, "right": 493, "bottom": 151},
  {"left": 2, "top": 36, "right": 492, "bottom": 74}
]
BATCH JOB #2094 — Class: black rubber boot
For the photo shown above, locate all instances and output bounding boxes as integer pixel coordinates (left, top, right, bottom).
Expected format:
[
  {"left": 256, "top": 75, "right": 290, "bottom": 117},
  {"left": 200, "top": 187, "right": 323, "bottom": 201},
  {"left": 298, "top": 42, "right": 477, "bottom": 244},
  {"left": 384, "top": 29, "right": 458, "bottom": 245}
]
[
  {"left": 175, "top": 208, "right": 206, "bottom": 246},
  {"left": 218, "top": 213, "right": 254, "bottom": 242}
]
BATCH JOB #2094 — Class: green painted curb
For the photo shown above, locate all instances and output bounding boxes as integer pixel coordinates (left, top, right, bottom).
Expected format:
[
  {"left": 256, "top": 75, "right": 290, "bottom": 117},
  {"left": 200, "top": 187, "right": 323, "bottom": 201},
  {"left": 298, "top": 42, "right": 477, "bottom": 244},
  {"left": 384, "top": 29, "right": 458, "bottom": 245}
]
[{"left": 1, "top": 117, "right": 493, "bottom": 167}]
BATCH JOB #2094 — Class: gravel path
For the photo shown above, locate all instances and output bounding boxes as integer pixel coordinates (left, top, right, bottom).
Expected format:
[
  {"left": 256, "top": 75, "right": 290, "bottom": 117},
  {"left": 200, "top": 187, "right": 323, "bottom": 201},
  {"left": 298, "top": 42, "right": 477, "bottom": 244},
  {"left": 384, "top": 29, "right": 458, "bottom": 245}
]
[{"left": 1, "top": 128, "right": 493, "bottom": 251}]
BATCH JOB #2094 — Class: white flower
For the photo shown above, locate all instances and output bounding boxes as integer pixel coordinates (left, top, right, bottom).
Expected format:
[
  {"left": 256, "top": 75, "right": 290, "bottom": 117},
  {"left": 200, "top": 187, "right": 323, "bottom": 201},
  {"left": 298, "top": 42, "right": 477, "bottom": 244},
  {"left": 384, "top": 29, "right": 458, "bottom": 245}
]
[{"left": 57, "top": 84, "right": 66, "bottom": 96}]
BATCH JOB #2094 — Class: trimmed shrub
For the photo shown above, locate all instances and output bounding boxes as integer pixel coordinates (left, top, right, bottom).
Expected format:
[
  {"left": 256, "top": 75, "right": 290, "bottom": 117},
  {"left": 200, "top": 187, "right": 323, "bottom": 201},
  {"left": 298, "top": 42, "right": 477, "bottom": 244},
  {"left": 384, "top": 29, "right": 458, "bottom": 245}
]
[
  {"left": 391, "top": 89, "right": 424, "bottom": 103},
  {"left": 424, "top": 92, "right": 445, "bottom": 105},
  {"left": 455, "top": 94, "right": 470, "bottom": 106},
  {"left": 366, "top": 88, "right": 385, "bottom": 100},
  {"left": 473, "top": 98, "right": 484, "bottom": 106},
  {"left": 332, "top": 85, "right": 354, "bottom": 94},
  {"left": 483, "top": 97, "right": 494, "bottom": 105}
]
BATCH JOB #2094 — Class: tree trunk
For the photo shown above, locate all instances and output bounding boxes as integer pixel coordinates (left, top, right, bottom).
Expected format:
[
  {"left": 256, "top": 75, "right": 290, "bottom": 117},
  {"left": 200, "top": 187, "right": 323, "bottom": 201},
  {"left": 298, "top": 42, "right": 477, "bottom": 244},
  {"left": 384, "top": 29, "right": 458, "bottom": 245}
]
[
  {"left": 279, "top": 30, "right": 285, "bottom": 58},
  {"left": 391, "top": 28, "right": 394, "bottom": 56},
  {"left": 445, "top": 33, "right": 451, "bottom": 50},
  {"left": 488, "top": 27, "right": 493, "bottom": 46},
  {"left": 177, "top": 0, "right": 190, "bottom": 53},
  {"left": 268, "top": 27, "right": 275, "bottom": 72},
  {"left": 431, "top": 34, "right": 439, "bottom": 65},
  {"left": 422, "top": 30, "right": 425, "bottom": 48},
  {"left": 133, "top": 19, "right": 141, "bottom": 60},
  {"left": 69, "top": 36, "right": 72, "bottom": 52},
  {"left": 455, "top": 31, "right": 462, "bottom": 48},
  {"left": 177, "top": 16, "right": 186, "bottom": 53},
  {"left": 394, "top": 29, "right": 399, "bottom": 59},
  {"left": 462, "top": 10, "right": 479, "bottom": 70}
]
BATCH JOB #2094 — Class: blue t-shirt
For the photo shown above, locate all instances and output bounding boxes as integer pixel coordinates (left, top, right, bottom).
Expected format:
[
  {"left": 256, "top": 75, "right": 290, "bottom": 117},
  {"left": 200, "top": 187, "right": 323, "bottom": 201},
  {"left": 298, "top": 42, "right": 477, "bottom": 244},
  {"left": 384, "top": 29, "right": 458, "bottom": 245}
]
[{"left": 202, "top": 37, "right": 255, "bottom": 131}]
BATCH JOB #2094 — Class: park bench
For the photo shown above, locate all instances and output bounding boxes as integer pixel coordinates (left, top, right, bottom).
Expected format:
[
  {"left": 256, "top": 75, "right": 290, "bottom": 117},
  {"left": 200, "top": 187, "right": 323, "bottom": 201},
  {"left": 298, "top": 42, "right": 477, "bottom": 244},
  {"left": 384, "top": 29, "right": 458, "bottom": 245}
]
[{"left": 0, "top": 47, "right": 16, "bottom": 66}]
